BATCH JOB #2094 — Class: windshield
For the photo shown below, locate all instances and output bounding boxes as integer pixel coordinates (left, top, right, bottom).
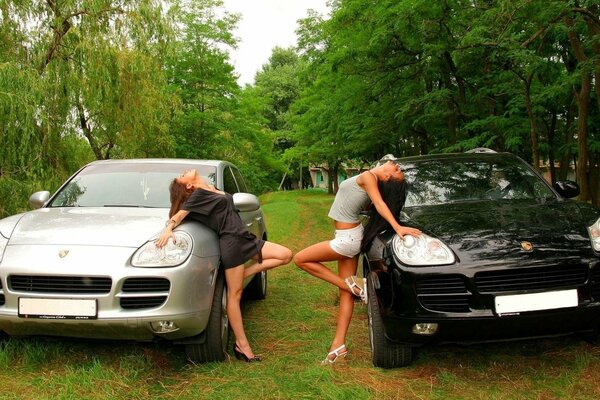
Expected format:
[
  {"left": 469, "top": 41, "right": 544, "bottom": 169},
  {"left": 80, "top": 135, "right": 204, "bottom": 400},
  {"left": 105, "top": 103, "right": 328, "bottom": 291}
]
[
  {"left": 403, "top": 157, "right": 556, "bottom": 207},
  {"left": 49, "top": 163, "right": 217, "bottom": 208}
]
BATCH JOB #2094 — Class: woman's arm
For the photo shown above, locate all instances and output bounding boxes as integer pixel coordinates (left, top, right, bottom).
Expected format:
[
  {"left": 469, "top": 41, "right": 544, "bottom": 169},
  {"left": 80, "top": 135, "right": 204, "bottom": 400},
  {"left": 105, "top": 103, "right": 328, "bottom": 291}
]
[
  {"left": 155, "top": 209, "right": 190, "bottom": 247},
  {"left": 357, "top": 172, "right": 421, "bottom": 238}
]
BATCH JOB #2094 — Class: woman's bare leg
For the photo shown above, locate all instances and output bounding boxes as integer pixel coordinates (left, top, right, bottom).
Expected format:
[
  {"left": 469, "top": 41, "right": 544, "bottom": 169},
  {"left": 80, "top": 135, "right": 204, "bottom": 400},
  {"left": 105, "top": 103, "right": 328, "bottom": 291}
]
[
  {"left": 328, "top": 255, "right": 359, "bottom": 357},
  {"left": 293, "top": 241, "right": 353, "bottom": 292},
  {"left": 243, "top": 241, "right": 293, "bottom": 278},
  {"left": 225, "top": 265, "right": 255, "bottom": 358}
]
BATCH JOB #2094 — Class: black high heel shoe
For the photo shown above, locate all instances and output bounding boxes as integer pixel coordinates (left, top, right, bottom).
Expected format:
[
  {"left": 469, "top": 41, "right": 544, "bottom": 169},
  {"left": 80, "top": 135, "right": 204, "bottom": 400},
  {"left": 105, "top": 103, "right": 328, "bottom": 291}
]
[{"left": 233, "top": 344, "right": 262, "bottom": 362}]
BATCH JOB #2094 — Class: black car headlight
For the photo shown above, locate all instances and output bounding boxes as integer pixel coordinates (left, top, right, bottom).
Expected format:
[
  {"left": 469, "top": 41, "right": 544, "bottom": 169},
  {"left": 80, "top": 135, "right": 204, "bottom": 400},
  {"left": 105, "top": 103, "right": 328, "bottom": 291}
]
[
  {"left": 131, "top": 231, "right": 192, "bottom": 267},
  {"left": 391, "top": 233, "right": 455, "bottom": 266},
  {"left": 589, "top": 217, "right": 600, "bottom": 252}
]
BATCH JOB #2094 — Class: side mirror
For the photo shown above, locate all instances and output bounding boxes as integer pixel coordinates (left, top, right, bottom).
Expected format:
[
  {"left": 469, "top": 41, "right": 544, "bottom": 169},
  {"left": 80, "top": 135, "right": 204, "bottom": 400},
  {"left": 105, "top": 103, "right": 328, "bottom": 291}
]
[
  {"left": 233, "top": 193, "right": 260, "bottom": 212},
  {"left": 29, "top": 191, "right": 50, "bottom": 209},
  {"left": 554, "top": 180, "right": 580, "bottom": 199}
]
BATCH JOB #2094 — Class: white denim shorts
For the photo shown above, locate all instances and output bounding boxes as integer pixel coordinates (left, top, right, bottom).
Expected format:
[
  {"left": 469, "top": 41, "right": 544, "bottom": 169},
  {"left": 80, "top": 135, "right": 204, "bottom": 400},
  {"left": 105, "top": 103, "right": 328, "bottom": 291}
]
[{"left": 329, "top": 224, "right": 364, "bottom": 258}]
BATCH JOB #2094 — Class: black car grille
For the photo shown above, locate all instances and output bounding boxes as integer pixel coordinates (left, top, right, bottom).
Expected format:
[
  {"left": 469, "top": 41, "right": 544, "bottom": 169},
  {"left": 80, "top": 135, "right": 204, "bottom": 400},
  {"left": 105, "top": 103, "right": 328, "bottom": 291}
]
[
  {"left": 474, "top": 264, "right": 588, "bottom": 294},
  {"left": 120, "top": 278, "right": 170, "bottom": 310},
  {"left": 9, "top": 275, "right": 112, "bottom": 294},
  {"left": 120, "top": 296, "right": 168, "bottom": 309},
  {"left": 122, "top": 278, "right": 170, "bottom": 293},
  {"left": 416, "top": 275, "right": 471, "bottom": 313},
  {"left": 0, "top": 279, "right": 4, "bottom": 306},
  {"left": 591, "top": 267, "right": 600, "bottom": 301}
]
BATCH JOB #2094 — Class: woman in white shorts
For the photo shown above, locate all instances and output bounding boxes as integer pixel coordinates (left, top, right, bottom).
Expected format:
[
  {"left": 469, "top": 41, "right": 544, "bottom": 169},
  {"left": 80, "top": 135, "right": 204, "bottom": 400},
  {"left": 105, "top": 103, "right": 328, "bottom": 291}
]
[{"left": 294, "top": 158, "right": 421, "bottom": 364}]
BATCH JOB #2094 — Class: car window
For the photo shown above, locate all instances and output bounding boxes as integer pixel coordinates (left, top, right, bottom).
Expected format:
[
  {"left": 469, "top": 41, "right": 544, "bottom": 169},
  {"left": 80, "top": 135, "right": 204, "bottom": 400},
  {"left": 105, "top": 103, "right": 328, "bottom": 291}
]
[
  {"left": 49, "top": 163, "right": 217, "bottom": 208},
  {"left": 223, "top": 167, "right": 239, "bottom": 194},
  {"left": 231, "top": 167, "right": 249, "bottom": 193},
  {"left": 403, "top": 158, "right": 556, "bottom": 207}
]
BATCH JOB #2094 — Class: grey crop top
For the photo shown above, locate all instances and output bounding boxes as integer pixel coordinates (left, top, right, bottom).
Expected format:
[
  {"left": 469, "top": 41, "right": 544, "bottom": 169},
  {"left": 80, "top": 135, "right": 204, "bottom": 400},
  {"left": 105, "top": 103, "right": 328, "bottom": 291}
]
[{"left": 328, "top": 175, "right": 371, "bottom": 223}]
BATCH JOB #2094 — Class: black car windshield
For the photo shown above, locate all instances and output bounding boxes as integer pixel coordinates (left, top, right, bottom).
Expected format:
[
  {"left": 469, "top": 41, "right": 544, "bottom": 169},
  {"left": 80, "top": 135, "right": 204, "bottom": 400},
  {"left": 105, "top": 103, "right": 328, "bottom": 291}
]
[
  {"left": 402, "top": 157, "right": 556, "bottom": 207},
  {"left": 48, "top": 163, "right": 217, "bottom": 208}
]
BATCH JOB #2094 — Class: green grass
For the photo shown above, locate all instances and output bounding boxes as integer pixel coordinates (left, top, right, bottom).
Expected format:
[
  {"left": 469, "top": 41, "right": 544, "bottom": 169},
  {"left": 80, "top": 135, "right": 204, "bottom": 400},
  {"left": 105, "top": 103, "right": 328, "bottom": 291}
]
[{"left": 1, "top": 189, "right": 600, "bottom": 399}]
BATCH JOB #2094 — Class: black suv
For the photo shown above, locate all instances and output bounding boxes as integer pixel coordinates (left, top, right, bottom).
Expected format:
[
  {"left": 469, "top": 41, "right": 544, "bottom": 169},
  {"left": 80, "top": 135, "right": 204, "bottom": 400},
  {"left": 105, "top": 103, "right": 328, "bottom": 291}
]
[{"left": 363, "top": 150, "right": 600, "bottom": 368}]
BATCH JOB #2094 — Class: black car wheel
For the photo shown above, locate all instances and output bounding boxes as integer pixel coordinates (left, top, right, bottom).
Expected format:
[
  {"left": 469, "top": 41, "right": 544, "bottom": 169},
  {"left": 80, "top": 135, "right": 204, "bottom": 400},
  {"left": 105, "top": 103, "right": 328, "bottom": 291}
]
[
  {"left": 367, "top": 272, "right": 413, "bottom": 368},
  {"left": 243, "top": 270, "right": 267, "bottom": 300},
  {"left": 185, "top": 269, "right": 229, "bottom": 362}
]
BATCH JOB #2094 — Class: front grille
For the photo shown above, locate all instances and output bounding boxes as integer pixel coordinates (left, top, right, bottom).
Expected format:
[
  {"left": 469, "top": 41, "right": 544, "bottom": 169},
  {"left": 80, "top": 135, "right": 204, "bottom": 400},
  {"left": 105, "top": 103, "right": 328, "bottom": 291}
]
[
  {"left": 0, "top": 279, "right": 3, "bottom": 305},
  {"left": 591, "top": 267, "right": 600, "bottom": 301},
  {"left": 122, "top": 278, "right": 170, "bottom": 293},
  {"left": 119, "top": 278, "right": 170, "bottom": 310},
  {"left": 474, "top": 265, "right": 587, "bottom": 293},
  {"left": 9, "top": 275, "right": 112, "bottom": 294},
  {"left": 416, "top": 275, "right": 471, "bottom": 312},
  {"left": 419, "top": 295, "right": 471, "bottom": 313},
  {"left": 416, "top": 275, "right": 467, "bottom": 294},
  {"left": 120, "top": 296, "right": 167, "bottom": 309}
]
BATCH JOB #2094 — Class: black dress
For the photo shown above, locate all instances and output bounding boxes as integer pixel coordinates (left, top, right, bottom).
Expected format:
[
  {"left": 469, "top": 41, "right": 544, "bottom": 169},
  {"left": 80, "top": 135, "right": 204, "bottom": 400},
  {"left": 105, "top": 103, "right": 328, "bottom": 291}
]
[{"left": 182, "top": 188, "right": 265, "bottom": 269}]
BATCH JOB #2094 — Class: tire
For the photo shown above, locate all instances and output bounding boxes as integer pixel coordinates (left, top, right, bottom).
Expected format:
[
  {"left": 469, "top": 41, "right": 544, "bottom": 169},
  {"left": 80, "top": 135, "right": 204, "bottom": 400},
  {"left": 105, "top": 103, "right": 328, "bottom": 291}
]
[
  {"left": 243, "top": 270, "right": 267, "bottom": 300},
  {"left": 367, "top": 272, "right": 414, "bottom": 368},
  {"left": 185, "top": 269, "right": 229, "bottom": 362}
]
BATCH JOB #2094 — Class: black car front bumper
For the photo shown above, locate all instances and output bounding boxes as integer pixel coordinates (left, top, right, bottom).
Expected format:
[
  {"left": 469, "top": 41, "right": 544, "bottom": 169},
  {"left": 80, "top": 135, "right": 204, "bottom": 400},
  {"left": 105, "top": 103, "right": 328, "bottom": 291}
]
[{"left": 368, "top": 258, "right": 600, "bottom": 346}]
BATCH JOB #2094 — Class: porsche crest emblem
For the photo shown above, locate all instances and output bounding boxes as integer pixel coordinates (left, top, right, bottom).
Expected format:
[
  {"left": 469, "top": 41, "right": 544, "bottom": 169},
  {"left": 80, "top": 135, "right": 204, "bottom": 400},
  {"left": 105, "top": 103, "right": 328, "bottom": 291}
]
[
  {"left": 58, "top": 250, "right": 69, "bottom": 258},
  {"left": 520, "top": 241, "right": 533, "bottom": 252}
]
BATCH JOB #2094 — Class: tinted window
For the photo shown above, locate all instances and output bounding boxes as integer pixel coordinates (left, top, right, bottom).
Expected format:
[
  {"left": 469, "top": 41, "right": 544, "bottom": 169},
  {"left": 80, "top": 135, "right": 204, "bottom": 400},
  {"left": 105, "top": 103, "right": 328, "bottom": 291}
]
[
  {"left": 403, "top": 157, "right": 556, "bottom": 207},
  {"left": 223, "top": 167, "right": 239, "bottom": 194},
  {"left": 49, "top": 163, "right": 217, "bottom": 208}
]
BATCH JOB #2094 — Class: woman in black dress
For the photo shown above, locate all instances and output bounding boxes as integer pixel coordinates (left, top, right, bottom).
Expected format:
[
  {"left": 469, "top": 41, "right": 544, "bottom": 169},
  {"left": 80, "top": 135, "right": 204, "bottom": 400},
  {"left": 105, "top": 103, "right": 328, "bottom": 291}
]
[{"left": 156, "top": 169, "right": 292, "bottom": 362}]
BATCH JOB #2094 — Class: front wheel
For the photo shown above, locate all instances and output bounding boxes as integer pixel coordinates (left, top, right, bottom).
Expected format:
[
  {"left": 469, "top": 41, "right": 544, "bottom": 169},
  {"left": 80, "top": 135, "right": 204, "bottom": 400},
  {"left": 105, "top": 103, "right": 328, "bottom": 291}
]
[
  {"left": 367, "top": 272, "right": 413, "bottom": 368},
  {"left": 185, "top": 269, "right": 229, "bottom": 362}
]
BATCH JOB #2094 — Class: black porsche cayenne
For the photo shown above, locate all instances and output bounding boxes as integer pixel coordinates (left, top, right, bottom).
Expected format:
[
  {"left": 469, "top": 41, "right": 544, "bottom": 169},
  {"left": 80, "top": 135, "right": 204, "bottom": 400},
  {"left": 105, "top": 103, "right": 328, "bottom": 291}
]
[{"left": 363, "top": 149, "right": 600, "bottom": 368}]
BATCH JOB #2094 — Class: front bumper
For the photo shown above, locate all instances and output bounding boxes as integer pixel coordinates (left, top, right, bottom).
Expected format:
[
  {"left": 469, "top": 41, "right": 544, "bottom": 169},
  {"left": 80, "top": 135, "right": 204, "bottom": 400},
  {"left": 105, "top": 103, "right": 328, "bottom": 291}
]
[
  {"left": 0, "top": 244, "right": 220, "bottom": 341},
  {"left": 369, "top": 257, "right": 600, "bottom": 346}
]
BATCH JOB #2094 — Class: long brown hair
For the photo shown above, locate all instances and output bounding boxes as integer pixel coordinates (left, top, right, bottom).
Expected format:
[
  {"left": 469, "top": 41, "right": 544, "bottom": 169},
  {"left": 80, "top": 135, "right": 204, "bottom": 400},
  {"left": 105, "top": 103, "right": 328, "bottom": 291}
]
[
  {"left": 361, "top": 179, "right": 408, "bottom": 252},
  {"left": 169, "top": 179, "right": 193, "bottom": 218}
]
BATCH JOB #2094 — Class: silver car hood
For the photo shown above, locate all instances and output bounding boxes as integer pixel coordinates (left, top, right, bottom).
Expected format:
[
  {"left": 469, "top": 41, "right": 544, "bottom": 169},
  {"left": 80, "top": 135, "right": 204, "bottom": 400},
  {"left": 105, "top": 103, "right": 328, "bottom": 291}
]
[{"left": 8, "top": 207, "right": 166, "bottom": 247}]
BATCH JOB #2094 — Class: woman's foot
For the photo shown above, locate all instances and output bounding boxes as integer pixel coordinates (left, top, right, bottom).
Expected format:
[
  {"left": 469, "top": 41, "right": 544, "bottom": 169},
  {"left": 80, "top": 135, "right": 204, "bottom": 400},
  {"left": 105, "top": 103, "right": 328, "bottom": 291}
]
[
  {"left": 345, "top": 276, "right": 368, "bottom": 304},
  {"left": 321, "top": 344, "right": 348, "bottom": 365},
  {"left": 233, "top": 343, "right": 262, "bottom": 362}
]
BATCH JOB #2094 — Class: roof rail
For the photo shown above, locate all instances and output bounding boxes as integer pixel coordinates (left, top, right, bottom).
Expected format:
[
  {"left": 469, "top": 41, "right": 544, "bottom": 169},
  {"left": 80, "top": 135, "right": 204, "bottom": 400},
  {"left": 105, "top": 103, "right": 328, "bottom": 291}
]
[{"left": 465, "top": 147, "right": 497, "bottom": 154}]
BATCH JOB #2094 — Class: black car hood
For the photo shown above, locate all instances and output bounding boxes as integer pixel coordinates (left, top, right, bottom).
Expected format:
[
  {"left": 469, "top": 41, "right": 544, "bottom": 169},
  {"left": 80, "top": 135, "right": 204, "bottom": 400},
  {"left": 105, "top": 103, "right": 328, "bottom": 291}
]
[{"left": 402, "top": 199, "right": 599, "bottom": 266}]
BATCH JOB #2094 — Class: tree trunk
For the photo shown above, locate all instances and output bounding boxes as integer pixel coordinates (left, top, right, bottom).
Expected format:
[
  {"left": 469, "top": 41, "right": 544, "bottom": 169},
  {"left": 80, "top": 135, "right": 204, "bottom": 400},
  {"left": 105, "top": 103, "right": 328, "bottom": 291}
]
[
  {"left": 574, "top": 72, "right": 591, "bottom": 202},
  {"left": 566, "top": 16, "right": 592, "bottom": 201}
]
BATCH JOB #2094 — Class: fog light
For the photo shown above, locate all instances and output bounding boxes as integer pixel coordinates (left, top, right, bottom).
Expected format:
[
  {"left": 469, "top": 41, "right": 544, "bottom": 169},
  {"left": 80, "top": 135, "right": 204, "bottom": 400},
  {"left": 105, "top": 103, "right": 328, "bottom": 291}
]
[
  {"left": 412, "top": 323, "right": 438, "bottom": 335},
  {"left": 150, "top": 320, "right": 179, "bottom": 334}
]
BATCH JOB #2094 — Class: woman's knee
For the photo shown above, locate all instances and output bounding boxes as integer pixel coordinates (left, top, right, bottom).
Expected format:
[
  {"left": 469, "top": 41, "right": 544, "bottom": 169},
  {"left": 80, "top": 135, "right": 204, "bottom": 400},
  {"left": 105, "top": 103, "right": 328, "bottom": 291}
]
[
  {"left": 282, "top": 247, "right": 293, "bottom": 264},
  {"left": 293, "top": 251, "right": 309, "bottom": 268},
  {"left": 227, "top": 286, "right": 243, "bottom": 301}
]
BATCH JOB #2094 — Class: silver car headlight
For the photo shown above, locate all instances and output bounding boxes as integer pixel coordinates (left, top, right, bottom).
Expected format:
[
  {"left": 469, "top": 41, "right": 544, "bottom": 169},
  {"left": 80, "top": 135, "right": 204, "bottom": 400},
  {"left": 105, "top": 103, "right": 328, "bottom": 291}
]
[
  {"left": 392, "top": 233, "right": 455, "bottom": 266},
  {"left": 0, "top": 234, "right": 8, "bottom": 263},
  {"left": 132, "top": 232, "right": 192, "bottom": 267},
  {"left": 589, "top": 217, "right": 600, "bottom": 252}
]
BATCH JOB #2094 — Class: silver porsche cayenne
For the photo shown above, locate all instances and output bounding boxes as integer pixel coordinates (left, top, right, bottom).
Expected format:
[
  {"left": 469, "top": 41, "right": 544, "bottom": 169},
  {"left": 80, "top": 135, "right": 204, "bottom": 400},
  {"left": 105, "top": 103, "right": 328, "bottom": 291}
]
[{"left": 0, "top": 159, "right": 268, "bottom": 362}]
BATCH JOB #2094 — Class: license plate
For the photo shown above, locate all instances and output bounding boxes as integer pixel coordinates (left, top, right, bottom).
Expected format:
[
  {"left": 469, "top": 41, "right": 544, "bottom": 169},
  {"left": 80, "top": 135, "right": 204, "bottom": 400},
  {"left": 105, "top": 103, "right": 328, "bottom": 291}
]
[
  {"left": 19, "top": 298, "right": 97, "bottom": 320},
  {"left": 495, "top": 289, "right": 578, "bottom": 315}
]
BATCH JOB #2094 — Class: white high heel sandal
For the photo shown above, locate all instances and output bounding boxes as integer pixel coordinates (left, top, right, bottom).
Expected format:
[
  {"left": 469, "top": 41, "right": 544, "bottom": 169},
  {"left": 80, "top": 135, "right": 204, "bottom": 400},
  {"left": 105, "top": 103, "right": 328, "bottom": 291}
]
[
  {"left": 345, "top": 276, "right": 368, "bottom": 304},
  {"left": 321, "top": 344, "right": 348, "bottom": 365}
]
